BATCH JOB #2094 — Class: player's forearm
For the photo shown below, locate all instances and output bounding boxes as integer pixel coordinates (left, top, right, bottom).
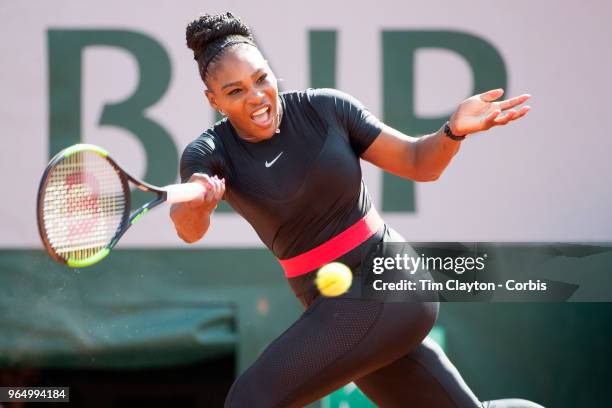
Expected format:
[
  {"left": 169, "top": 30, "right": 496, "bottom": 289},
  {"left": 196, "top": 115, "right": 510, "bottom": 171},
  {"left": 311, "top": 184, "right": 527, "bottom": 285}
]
[
  {"left": 413, "top": 125, "right": 462, "bottom": 181},
  {"left": 170, "top": 203, "right": 213, "bottom": 243}
]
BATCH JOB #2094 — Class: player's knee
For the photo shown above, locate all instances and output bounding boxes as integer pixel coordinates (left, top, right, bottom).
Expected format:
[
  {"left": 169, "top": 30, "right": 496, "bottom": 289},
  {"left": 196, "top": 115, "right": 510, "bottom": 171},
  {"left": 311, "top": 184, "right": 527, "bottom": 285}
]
[
  {"left": 422, "top": 300, "right": 439, "bottom": 329},
  {"left": 402, "top": 300, "right": 439, "bottom": 339}
]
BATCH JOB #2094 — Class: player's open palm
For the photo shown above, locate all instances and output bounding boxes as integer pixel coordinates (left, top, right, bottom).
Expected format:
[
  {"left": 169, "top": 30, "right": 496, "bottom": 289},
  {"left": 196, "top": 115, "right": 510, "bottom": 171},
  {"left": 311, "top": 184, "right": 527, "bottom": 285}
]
[{"left": 448, "top": 88, "right": 531, "bottom": 136}]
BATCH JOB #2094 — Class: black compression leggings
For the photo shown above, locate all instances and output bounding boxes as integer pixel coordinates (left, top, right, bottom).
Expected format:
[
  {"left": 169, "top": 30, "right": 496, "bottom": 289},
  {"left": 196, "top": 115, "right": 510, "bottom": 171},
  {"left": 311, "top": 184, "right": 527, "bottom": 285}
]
[
  {"left": 225, "top": 228, "right": 545, "bottom": 408},
  {"left": 225, "top": 298, "right": 543, "bottom": 408}
]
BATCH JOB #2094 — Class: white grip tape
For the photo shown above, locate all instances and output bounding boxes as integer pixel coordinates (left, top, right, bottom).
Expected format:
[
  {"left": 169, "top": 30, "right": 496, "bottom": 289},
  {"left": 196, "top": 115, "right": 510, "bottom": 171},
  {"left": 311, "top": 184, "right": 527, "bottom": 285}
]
[{"left": 164, "top": 183, "right": 206, "bottom": 204}]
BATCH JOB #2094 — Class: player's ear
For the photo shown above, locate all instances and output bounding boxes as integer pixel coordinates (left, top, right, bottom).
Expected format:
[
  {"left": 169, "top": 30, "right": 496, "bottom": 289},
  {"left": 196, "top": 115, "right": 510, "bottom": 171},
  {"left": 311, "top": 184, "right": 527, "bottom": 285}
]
[{"left": 205, "top": 89, "right": 219, "bottom": 111}]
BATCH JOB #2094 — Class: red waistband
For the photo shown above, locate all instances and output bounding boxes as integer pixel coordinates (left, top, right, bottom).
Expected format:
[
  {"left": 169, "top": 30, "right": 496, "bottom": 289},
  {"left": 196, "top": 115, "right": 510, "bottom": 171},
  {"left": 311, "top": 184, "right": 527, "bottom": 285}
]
[{"left": 278, "top": 207, "right": 384, "bottom": 278}]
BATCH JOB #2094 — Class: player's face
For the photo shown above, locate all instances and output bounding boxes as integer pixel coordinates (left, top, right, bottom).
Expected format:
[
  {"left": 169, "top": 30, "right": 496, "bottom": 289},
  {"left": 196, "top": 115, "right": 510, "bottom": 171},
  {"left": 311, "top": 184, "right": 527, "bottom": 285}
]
[{"left": 206, "top": 46, "right": 280, "bottom": 142}]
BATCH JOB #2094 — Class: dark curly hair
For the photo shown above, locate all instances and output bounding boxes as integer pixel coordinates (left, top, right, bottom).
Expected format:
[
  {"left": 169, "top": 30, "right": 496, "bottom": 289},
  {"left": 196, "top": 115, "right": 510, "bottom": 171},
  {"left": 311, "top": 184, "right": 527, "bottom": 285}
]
[{"left": 186, "top": 12, "right": 256, "bottom": 83}]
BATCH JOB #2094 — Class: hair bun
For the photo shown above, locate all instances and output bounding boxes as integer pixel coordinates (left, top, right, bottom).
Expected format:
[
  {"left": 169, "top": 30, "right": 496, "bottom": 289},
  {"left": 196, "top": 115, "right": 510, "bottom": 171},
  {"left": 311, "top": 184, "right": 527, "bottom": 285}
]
[{"left": 186, "top": 12, "right": 253, "bottom": 59}]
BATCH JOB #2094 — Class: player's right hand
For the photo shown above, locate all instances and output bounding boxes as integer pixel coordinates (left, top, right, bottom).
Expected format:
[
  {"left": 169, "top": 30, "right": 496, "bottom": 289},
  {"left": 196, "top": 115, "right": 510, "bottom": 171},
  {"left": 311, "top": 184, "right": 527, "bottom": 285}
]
[{"left": 187, "top": 173, "right": 225, "bottom": 211}]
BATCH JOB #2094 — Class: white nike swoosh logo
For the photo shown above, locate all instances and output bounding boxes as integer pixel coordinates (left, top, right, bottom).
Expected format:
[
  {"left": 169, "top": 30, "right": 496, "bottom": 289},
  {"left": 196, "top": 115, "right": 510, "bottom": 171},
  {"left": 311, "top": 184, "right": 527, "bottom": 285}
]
[{"left": 265, "top": 152, "right": 283, "bottom": 168}]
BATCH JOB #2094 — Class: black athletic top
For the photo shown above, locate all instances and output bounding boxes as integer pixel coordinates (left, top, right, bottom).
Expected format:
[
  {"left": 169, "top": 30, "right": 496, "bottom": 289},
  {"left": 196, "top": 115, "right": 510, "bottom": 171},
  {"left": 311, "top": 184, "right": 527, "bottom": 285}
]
[{"left": 180, "top": 88, "right": 385, "bottom": 261}]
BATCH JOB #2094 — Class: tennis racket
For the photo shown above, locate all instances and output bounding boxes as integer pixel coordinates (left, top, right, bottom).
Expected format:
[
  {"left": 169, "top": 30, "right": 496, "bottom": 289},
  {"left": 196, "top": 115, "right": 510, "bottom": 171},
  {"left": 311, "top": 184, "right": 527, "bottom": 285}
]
[{"left": 37, "top": 143, "right": 207, "bottom": 268}]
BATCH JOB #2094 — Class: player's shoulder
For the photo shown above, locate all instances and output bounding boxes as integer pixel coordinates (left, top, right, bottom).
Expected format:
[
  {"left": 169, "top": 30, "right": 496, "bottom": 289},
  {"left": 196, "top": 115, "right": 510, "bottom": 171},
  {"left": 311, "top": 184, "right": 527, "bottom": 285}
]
[
  {"left": 303, "top": 89, "right": 372, "bottom": 128},
  {"left": 278, "top": 89, "right": 307, "bottom": 106},
  {"left": 184, "top": 131, "right": 217, "bottom": 157},
  {"left": 279, "top": 88, "right": 353, "bottom": 107},
  {"left": 306, "top": 88, "right": 356, "bottom": 103},
  {"left": 300, "top": 88, "right": 366, "bottom": 115},
  {"left": 184, "top": 119, "right": 229, "bottom": 156}
]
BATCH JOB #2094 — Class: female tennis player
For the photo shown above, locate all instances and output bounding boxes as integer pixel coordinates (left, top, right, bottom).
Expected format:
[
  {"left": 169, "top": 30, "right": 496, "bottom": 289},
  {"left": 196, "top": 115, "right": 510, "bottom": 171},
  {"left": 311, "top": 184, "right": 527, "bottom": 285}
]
[{"left": 170, "top": 12, "right": 543, "bottom": 408}]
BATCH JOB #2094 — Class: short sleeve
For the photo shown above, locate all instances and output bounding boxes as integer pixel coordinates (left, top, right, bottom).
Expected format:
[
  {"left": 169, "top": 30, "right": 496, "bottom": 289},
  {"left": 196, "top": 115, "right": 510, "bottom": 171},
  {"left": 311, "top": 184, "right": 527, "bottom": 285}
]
[
  {"left": 179, "top": 132, "right": 227, "bottom": 183},
  {"left": 308, "top": 88, "right": 385, "bottom": 156}
]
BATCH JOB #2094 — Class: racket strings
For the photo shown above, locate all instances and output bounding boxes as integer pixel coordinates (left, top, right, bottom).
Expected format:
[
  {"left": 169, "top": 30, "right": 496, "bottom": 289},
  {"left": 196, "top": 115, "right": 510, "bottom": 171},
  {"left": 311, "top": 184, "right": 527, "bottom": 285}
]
[{"left": 42, "top": 151, "right": 126, "bottom": 262}]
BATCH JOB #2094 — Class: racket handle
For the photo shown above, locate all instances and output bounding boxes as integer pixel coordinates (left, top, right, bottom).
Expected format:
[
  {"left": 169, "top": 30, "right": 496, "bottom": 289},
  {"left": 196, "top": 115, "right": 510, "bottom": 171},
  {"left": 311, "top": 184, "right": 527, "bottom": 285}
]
[{"left": 163, "top": 183, "right": 207, "bottom": 204}]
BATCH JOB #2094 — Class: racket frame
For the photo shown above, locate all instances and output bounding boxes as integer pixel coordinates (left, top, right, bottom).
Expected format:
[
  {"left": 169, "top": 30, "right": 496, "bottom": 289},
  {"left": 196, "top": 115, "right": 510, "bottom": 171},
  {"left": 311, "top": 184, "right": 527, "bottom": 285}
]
[{"left": 37, "top": 144, "right": 168, "bottom": 268}]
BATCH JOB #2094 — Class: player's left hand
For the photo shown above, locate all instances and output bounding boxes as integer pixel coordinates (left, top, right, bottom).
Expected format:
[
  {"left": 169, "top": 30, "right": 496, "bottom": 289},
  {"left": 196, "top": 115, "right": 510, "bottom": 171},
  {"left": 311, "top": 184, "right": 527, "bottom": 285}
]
[{"left": 448, "top": 88, "right": 531, "bottom": 136}]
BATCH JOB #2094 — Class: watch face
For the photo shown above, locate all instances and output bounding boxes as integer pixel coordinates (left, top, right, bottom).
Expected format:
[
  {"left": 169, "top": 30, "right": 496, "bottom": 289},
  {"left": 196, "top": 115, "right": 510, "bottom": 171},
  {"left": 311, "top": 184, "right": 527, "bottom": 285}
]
[{"left": 444, "top": 122, "right": 465, "bottom": 141}]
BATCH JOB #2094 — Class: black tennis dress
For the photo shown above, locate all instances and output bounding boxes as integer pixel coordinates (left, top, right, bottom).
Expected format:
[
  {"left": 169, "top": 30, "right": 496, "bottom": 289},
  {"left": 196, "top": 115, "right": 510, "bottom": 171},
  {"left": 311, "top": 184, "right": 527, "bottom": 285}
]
[{"left": 180, "top": 88, "right": 544, "bottom": 408}]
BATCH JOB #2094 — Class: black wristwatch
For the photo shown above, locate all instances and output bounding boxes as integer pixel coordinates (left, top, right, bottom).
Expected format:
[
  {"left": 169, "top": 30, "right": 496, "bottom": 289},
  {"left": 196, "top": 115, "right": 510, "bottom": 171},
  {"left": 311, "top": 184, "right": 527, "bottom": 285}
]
[{"left": 443, "top": 121, "right": 466, "bottom": 141}]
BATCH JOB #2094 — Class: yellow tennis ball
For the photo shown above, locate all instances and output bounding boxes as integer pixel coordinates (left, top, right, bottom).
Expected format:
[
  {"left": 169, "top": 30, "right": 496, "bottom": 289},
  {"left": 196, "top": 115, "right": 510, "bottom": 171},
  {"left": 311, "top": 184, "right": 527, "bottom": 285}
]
[{"left": 316, "top": 262, "right": 353, "bottom": 297}]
